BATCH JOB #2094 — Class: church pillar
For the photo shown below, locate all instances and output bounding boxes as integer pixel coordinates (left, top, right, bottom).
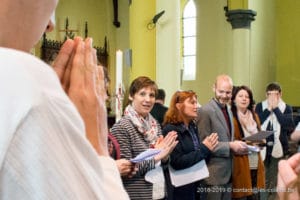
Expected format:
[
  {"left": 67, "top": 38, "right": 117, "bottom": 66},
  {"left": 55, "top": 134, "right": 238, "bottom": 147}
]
[
  {"left": 156, "top": 0, "right": 181, "bottom": 105},
  {"left": 225, "top": 9, "right": 256, "bottom": 86}
]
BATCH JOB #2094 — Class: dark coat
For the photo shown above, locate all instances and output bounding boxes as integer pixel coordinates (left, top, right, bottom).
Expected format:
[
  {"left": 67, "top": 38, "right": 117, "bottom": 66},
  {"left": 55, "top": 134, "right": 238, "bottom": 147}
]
[
  {"left": 150, "top": 102, "right": 168, "bottom": 126},
  {"left": 255, "top": 102, "right": 295, "bottom": 158},
  {"left": 163, "top": 122, "right": 211, "bottom": 200}
]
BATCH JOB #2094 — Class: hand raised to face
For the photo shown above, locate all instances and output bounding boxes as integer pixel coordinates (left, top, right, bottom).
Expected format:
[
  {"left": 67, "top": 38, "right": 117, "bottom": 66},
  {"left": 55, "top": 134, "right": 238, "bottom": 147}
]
[
  {"left": 52, "top": 37, "right": 109, "bottom": 156},
  {"left": 267, "top": 91, "right": 280, "bottom": 110}
]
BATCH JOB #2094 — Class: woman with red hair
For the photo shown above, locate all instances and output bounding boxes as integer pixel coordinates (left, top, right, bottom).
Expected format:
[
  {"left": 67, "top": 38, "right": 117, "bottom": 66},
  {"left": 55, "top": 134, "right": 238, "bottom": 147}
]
[{"left": 162, "top": 90, "right": 218, "bottom": 200}]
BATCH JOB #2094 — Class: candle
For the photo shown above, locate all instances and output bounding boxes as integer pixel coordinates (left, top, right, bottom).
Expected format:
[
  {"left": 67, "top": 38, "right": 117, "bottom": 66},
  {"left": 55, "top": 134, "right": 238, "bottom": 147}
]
[
  {"left": 115, "top": 50, "right": 123, "bottom": 122},
  {"left": 116, "top": 50, "right": 123, "bottom": 86}
]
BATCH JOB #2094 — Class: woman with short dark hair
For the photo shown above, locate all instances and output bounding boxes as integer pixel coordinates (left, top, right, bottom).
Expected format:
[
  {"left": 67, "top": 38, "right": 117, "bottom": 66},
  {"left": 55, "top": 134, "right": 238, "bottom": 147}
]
[{"left": 111, "top": 76, "right": 178, "bottom": 199}]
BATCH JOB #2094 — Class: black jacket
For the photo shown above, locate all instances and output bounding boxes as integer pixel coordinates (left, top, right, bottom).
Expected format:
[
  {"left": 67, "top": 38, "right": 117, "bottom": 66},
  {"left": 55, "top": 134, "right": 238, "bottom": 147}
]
[{"left": 162, "top": 122, "right": 211, "bottom": 200}]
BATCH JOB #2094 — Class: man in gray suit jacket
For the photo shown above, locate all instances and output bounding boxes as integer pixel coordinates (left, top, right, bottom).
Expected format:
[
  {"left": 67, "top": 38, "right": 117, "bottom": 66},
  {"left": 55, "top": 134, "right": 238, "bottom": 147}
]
[{"left": 197, "top": 74, "right": 248, "bottom": 200}]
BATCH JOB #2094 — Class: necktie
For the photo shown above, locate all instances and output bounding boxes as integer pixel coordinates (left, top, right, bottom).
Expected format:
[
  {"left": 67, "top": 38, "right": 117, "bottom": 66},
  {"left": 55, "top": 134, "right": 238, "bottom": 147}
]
[{"left": 221, "top": 106, "right": 231, "bottom": 135}]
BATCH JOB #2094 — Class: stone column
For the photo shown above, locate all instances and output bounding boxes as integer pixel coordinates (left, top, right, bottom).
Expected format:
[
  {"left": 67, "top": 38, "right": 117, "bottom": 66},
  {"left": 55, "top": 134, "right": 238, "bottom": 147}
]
[
  {"left": 156, "top": 0, "right": 181, "bottom": 105},
  {"left": 225, "top": 9, "right": 256, "bottom": 86}
]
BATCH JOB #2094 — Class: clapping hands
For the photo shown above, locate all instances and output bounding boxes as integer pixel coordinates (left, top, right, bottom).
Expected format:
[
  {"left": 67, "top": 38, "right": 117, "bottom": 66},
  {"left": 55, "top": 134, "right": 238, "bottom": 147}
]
[
  {"left": 154, "top": 131, "right": 178, "bottom": 163},
  {"left": 202, "top": 133, "right": 219, "bottom": 151}
]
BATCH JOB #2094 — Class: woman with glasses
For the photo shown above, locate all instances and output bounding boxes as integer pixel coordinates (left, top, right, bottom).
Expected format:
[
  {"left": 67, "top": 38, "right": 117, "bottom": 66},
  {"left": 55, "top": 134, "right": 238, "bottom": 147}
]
[
  {"left": 111, "top": 76, "right": 178, "bottom": 200},
  {"left": 162, "top": 90, "right": 218, "bottom": 200}
]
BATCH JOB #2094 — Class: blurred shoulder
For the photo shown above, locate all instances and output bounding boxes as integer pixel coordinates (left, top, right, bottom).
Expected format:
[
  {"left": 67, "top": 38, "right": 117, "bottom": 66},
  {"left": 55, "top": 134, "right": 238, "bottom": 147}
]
[
  {"left": 199, "top": 100, "right": 215, "bottom": 113},
  {"left": 111, "top": 116, "right": 135, "bottom": 133},
  {"left": 163, "top": 123, "right": 180, "bottom": 133}
]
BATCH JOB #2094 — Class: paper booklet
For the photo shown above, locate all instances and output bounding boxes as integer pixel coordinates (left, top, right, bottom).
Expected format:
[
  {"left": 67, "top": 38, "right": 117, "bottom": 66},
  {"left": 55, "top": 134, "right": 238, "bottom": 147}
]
[
  {"left": 247, "top": 145, "right": 260, "bottom": 152},
  {"left": 169, "top": 160, "right": 209, "bottom": 187},
  {"left": 242, "top": 130, "right": 274, "bottom": 142},
  {"left": 130, "top": 149, "right": 161, "bottom": 163}
]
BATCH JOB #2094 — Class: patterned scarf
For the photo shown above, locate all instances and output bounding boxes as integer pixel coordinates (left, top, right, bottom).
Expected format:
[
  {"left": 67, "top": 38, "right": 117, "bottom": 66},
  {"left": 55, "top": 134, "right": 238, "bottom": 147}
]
[
  {"left": 237, "top": 109, "right": 258, "bottom": 135},
  {"left": 124, "top": 105, "right": 159, "bottom": 145}
]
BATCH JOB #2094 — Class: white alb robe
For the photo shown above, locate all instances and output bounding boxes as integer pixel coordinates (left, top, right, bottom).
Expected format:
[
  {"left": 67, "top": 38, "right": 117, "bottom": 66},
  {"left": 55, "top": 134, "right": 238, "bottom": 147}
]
[{"left": 0, "top": 47, "right": 129, "bottom": 200}]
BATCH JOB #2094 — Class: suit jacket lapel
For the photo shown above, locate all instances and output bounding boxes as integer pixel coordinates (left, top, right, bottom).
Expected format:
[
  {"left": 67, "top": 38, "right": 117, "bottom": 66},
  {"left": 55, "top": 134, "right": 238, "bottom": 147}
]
[
  {"left": 227, "top": 105, "right": 234, "bottom": 140},
  {"left": 211, "top": 100, "right": 231, "bottom": 139}
]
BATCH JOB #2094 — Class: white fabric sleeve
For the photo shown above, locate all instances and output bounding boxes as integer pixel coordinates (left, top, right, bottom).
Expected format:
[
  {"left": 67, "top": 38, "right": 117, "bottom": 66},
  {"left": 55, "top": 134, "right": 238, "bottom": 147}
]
[{"left": 296, "top": 122, "right": 300, "bottom": 131}]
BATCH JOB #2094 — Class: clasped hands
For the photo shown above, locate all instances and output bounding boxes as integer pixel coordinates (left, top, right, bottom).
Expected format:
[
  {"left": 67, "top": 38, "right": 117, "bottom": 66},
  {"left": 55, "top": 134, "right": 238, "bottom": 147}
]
[{"left": 52, "top": 37, "right": 108, "bottom": 156}]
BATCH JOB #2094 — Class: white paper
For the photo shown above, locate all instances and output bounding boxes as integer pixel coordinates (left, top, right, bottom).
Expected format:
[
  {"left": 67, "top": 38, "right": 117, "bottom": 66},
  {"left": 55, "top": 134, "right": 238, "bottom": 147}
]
[
  {"left": 145, "top": 166, "right": 165, "bottom": 200},
  {"left": 130, "top": 149, "right": 161, "bottom": 163},
  {"left": 169, "top": 160, "right": 209, "bottom": 187},
  {"left": 247, "top": 145, "right": 260, "bottom": 152}
]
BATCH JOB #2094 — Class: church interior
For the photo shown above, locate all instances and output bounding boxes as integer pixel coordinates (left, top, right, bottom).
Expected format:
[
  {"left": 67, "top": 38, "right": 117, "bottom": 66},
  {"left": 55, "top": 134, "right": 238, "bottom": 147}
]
[{"left": 35, "top": 0, "right": 300, "bottom": 117}]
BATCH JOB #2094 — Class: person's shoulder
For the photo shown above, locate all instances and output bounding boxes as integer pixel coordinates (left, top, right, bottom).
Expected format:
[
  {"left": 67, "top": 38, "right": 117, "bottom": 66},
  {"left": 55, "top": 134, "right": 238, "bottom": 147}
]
[
  {"left": 157, "top": 103, "right": 168, "bottom": 111},
  {"left": 255, "top": 102, "right": 263, "bottom": 111},
  {"left": 112, "top": 116, "right": 133, "bottom": 130},
  {"left": 162, "top": 104, "right": 168, "bottom": 111},
  {"left": 200, "top": 100, "right": 215, "bottom": 111},
  {"left": 0, "top": 47, "right": 58, "bottom": 90},
  {"left": 1, "top": 46, "right": 80, "bottom": 111},
  {"left": 1, "top": 47, "right": 65, "bottom": 100},
  {"left": 163, "top": 123, "right": 179, "bottom": 130},
  {"left": 154, "top": 102, "right": 167, "bottom": 108},
  {"left": 0, "top": 47, "right": 50, "bottom": 71},
  {"left": 162, "top": 123, "right": 181, "bottom": 135},
  {"left": 255, "top": 101, "right": 263, "bottom": 106},
  {"left": 285, "top": 103, "right": 293, "bottom": 109},
  {"left": 0, "top": 49, "right": 40, "bottom": 105}
]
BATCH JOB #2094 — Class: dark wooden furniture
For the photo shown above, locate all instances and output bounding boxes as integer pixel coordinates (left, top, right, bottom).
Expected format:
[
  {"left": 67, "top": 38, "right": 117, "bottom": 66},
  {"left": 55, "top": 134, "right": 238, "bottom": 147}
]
[{"left": 41, "top": 34, "right": 108, "bottom": 67}]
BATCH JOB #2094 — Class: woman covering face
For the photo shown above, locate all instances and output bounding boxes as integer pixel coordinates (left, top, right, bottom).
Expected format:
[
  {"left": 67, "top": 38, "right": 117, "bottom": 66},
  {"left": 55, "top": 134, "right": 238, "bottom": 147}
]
[
  {"left": 111, "top": 76, "right": 178, "bottom": 200},
  {"left": 162, "top": 90, "right": 218, "bottom": 200}
]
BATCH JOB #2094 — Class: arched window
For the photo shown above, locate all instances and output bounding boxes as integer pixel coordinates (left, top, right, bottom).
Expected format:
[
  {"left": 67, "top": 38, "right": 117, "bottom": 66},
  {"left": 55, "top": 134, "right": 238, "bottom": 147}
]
[{"left": 182, "top": 0, "right": 196, "bottom": 81}]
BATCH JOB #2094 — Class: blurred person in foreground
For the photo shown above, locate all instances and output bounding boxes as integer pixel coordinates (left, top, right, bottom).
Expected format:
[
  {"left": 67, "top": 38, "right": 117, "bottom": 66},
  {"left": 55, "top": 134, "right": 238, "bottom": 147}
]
[
  {"left": 291, "top": 122, "right": 300, "bottom": 143},
  {"left": 277, "top": 153, "right": 300, "bottom": 200},
  {"left": 0, "top": 0, "right": 128, "bottom": 199}
]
